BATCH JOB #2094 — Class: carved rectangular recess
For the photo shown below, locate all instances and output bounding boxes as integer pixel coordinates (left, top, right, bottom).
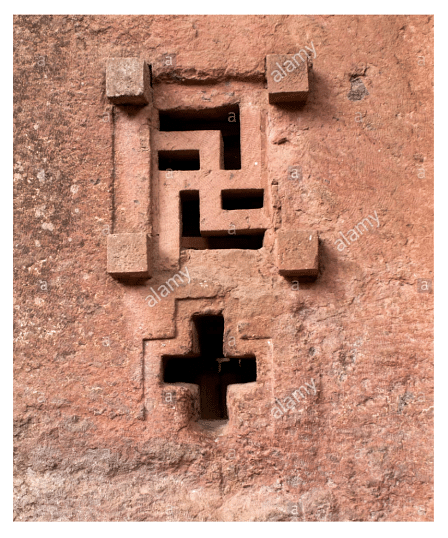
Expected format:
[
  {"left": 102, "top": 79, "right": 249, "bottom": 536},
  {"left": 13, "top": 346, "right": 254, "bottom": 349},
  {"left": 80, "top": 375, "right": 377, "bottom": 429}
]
[
  {"left": 159, "top": 104, "right": 241, "bottom": 170},
  {"left": 221, "top": 189, "right": 264, "bottom": 210},
  {"left": 158, "top": 149, "right": 200, "bottom": 170},
  {"left": 180, "top": 190, "right": 265, "bottom": 250},
  {"left": 180, "top": 190, "right": 201, "bottom": 236}
]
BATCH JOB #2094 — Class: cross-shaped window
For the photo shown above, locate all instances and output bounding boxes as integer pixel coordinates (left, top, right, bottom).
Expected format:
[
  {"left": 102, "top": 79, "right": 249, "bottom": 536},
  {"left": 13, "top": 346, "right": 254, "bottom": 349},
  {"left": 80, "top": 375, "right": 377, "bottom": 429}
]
[{"left": 162, "top": 315, "right": 256, "bottom": 420}]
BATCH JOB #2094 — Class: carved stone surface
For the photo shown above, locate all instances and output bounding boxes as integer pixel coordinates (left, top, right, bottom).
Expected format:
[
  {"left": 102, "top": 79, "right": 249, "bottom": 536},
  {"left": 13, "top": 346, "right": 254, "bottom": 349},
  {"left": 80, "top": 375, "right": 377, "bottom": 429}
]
[
  {"left": 106, "top": 58, "right": 152, "bottom": 105},
  {"left": 107, "top": 233, "right": 151, "bottom": 278},
  {"left": 266, "top": 53, "right": 310, "bottom": 103},
  {"left": 14, "top": 15, "right": 433, "bottom": 523},
  {"left": 277, "top": 230, "right": 319, "bottom": 277}
]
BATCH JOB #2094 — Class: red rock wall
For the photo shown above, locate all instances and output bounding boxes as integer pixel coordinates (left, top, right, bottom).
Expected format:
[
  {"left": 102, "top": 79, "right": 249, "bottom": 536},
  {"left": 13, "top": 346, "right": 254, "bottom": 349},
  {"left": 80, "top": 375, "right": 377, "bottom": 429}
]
[{"left": 14, "top": 15, "right": 433, "bottom": 521}]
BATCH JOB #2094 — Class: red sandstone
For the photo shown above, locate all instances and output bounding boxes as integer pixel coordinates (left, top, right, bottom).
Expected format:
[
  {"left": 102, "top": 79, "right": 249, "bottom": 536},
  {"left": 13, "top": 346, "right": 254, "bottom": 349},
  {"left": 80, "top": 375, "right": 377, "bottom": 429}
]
[{"left": 13, "top": 15, "right": 433, "bottom": 522}]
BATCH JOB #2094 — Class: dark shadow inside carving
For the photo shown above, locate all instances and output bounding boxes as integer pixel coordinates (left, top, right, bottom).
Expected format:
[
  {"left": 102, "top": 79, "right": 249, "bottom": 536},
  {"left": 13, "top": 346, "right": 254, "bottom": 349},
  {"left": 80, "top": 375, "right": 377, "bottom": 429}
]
[
  {"left": 158, "top": 150, "right": 200, "bottom": 170},
  {"left": 163, "top": 315, "right": 256, "bottom": 419},
  {"left": 221, "top": 189, "right": 264, "bottom": 210}
]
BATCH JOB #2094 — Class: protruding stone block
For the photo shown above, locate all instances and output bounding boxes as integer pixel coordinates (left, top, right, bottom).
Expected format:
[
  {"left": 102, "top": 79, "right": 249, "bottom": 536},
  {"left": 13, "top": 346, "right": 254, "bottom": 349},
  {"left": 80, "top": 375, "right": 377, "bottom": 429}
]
[
  {"left": 106, "top": 58, "right": 152, "bottom": 105},
  {"left": 266, "top": 54, "right": 310, "bottom": 104},
  {"left": 107, "top": 233, "right": 151, "bottom": 278},
  {"left": 277, "top": 230, "right": 318, "bottom": 277}
]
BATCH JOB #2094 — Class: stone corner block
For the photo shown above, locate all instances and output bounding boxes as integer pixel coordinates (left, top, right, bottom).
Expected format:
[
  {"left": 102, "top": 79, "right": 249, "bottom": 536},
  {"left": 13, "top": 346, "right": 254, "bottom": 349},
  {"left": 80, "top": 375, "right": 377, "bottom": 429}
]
[
  {"left": 106, "top": 58, "right": 152, "bottom": 105},
  {"left": 107, "top": 233, "right": 151, "bottom": 279},
  {"left": 277, "top": 230, "right": 318, "bottom": 277},
  {"left": 266, "top": 53, "right": 310, "bottom": 104}
]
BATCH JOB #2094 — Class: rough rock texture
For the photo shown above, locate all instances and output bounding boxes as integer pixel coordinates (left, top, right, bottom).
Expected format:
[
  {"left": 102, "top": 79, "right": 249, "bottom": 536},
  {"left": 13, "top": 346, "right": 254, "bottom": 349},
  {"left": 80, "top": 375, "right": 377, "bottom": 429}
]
[
  {"left": 14, "top": 15, "right": 433, "bottom": 521},
  {"left": 107, "top": 233, "right": 151, "bottom": 279},
  {"left": 106, "top": 58, "right": 152, "bottom": 105}
]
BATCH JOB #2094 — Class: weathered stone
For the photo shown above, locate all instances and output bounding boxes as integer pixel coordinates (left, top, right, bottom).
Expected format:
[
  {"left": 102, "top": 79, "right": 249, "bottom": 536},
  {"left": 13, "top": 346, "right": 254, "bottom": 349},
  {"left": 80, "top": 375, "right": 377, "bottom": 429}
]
[
  {"left": 106, "top": 58, "right": 152, "bottom": 105},
  {"left": 107, "top": 233, "right": 151, "bottom": 278},
  {"left": 266, "top": 53, "right": 310, "bottom": 104},
  {"left": 14, "top": 15, "right": 434, "bottom": 523},
  {"left": 237, "top": 319, "right": 271, "bottom": 339},
  {"left": 277, "top": 230, "right": 319, "bottom": 277}
]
